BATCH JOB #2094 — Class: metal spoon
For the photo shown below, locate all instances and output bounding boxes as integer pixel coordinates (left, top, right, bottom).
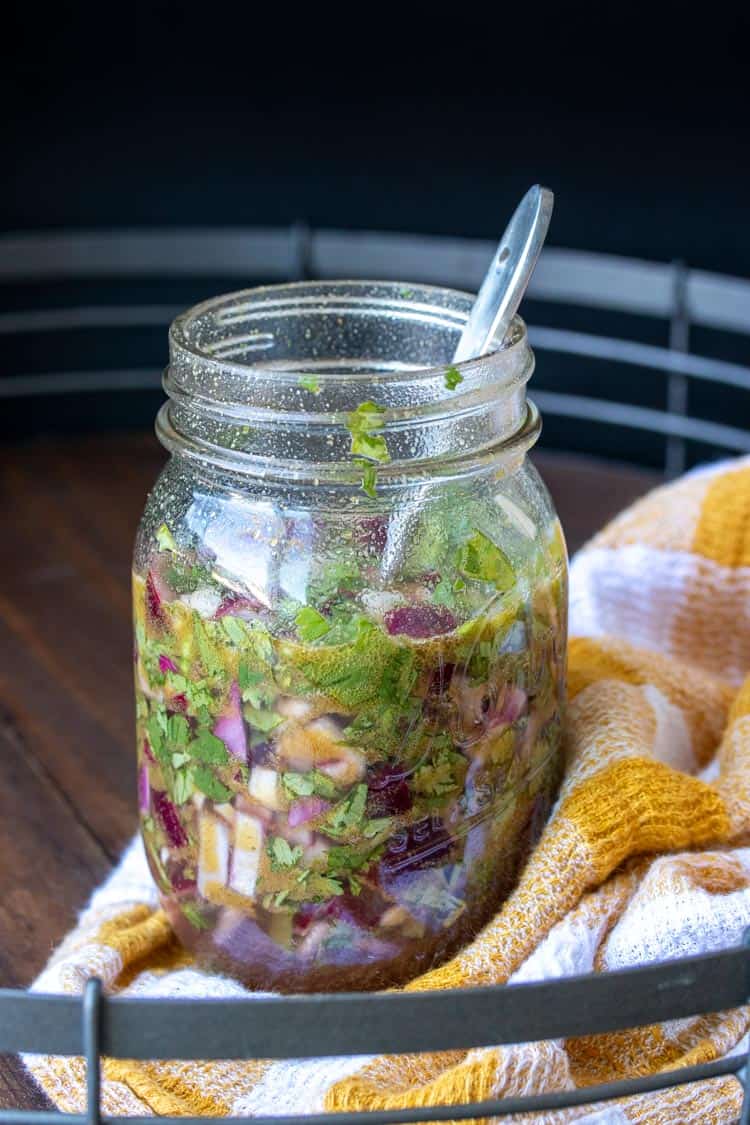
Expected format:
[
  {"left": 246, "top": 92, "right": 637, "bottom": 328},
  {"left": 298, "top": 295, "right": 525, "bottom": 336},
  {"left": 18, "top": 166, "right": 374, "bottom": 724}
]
[
  {"left": 380, "top": 186, "right": 553, "bottom": 583},
  {"left": 453, "top": 184, "right": 554, "bottom": 362}
]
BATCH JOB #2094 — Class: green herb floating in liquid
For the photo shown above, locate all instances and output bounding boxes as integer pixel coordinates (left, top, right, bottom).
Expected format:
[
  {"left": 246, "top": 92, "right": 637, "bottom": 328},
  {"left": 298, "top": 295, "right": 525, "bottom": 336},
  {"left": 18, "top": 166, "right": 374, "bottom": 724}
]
[
  {"left": 444, "top": 365, "right": 464, "bottom": 391},
  {"left": 298, "top": 375, "right": 321, "bottom": 395}
]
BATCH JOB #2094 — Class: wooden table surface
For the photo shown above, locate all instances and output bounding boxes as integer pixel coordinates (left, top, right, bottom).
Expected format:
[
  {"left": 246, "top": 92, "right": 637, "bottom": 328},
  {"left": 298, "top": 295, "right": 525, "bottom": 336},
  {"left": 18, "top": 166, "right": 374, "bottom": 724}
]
[{"left": 0, "top": 432, "right": 659, "bottom": 1111}]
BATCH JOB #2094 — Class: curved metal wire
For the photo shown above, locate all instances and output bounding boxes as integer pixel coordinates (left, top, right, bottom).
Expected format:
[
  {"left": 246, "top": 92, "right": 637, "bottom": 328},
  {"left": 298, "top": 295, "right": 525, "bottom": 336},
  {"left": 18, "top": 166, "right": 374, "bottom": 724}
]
[
  {"left": 2, "top": 226, "right": 750, "bottom": 472},
  {"left": 1, "top": 940, "right": 750, "bottom": 1122}
]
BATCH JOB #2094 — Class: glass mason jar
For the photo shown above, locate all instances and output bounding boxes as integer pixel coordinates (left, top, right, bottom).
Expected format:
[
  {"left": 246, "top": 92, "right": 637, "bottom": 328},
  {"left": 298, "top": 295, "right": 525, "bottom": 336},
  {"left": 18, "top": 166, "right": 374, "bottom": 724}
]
[{"left": 133, "top": 281, "right": 567, "bottom": 992}]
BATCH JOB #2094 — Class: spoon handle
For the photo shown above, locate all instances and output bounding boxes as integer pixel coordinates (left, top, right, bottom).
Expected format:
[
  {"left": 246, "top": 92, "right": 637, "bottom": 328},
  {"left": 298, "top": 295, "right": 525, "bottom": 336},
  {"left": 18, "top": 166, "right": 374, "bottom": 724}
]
[{"left": 452, "top": 185, "right": 554, "bottom": 364}]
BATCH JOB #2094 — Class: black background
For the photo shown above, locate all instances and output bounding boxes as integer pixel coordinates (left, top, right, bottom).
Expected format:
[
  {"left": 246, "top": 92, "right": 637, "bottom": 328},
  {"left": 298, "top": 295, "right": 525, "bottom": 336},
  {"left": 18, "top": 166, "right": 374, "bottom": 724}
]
[{"left": 2, "top": 3, "right": 750, "bottom": 459}]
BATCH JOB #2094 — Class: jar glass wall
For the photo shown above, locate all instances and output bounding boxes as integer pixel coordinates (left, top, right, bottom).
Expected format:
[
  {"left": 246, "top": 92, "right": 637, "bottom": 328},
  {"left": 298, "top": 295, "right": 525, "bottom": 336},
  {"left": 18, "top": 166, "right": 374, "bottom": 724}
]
[{"left": 133, "top": 282, "right": 567, "bottom": 991}]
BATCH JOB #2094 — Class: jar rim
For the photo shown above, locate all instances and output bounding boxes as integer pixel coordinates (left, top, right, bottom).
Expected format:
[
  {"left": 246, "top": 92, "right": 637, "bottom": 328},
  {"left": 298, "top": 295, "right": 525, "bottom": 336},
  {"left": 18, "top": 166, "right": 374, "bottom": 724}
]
[
  {"left": 161, "top": 280, "right": 537, "bottom": 485},
  {"left": 168, "top": 280, "right": 529, "bottom": 406}
]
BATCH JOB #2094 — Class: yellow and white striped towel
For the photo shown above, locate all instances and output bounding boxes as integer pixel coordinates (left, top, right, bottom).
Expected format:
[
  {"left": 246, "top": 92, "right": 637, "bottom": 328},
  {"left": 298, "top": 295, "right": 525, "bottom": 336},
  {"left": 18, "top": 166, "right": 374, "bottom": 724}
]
[{"left": 25, "top": 456, "right": 750, "bottom": 1122}]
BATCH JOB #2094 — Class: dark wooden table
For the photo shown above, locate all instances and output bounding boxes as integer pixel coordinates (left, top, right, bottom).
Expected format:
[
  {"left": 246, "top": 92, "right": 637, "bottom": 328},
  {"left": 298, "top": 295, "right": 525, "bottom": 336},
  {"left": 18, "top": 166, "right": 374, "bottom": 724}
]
[{"left": 0, "top": 433, "right": 659, "bottom": 1111}]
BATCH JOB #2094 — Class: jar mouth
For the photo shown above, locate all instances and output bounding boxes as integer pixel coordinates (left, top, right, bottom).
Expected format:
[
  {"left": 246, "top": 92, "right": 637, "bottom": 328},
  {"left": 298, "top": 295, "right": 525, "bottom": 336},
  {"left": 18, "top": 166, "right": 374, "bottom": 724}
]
[
  {"left": 168, "top": 280, "right": 529, "bottom": 403},
  {"left": 162, "top": 280, "right": 536, "bottom": 482}
]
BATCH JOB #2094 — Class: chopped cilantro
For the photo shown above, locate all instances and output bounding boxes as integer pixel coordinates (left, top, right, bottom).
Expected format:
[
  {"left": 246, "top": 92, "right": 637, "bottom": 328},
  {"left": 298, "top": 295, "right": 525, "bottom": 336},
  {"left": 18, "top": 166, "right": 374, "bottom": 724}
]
[
  {"left": 400, "top": 868, "right": 465, "bottom": 924},
  {"left": 362, "top": 817, "right": 393, "bottom": 839},
  {"left": 307, "top": 556, "right": 362, "bottom": 605},
  {"left": 413, "top": 747, "right": 468, "bottom": 798},
  {"left": 457, "top": 530, "right": 515, "bottom": 591},
  {"left": 309, "top": 771, "right": 339, "bottom": 799},
  {"left": 292, "top": 621, "right": 386, "bottom": 707},
  {"left": 146, "top": 713, "right": 165, "bottom": 758},
  {"left": 444, "top": 365, "right": 464, "bottom": 391},
  {"left": 221, "top": 616, "right": 247, "bottom": 646},
  {"left": 167, "top": 714, "right": 190, "bottom": 747},
  {"left": 327, "top": 842, "right": 375, "bottom": 874},
  {"left": 298, "top": 375, "right": 321, "bottom": 394},
  {"left": 345, "top": 401, "right": 390, "bottom": 464},
  {"left": 432, "top": 574, "right": 457, "bottom": 610},
  {"left": 310, "top": 874, "right": 344, "bottom": 898},
  {"left": 268, "top": 836, "right": 303, "bottom": 869},
  {"left": 314, "top": 607, "right": 365, "bottom": 646},
  {"left": 342, "top": 701, "right": 422, "bottom": 758},
  {"left": 190, "top": 728, "right": 229, "bottom": 765},
  {"left": 321, "top": 783, "right": 368, "bottom": 838},
  {"left": 295, "top": 605, "right": 331, "bottom": 643},
  {"left": 282, "top": 770, "right": 338, "bottom": 800},
  {"left": 358, "top": 459, "right": 378, "bottom": 498},
  {"left": 244, "top": 704, "right": 283, "bottom": 733},
  {"left": 238, "top": 662, "right": 264, "bottom": 691},
  {"left": 172, "top": 766, "right": 195, "bottom": 805},
  {"left": 239, "top": 622, "right": 275, "bottom": 674},
  {"left": 378, "top": 643, "right": 418, "bottom": 706},
  {"left": 191, "top": 767, "right": 232, "bottom": 803},
  {"left": 166, "top": 672, "right": 214, "bottom": 714},
  {"left": 282, "top": 771, "right": 314, "bottom": 798},
  {"left": 155, "top": 523, "right": 178, "bottom": 552},
  {"left": 181, "top": 902, "right": 211, "bottom": 930},
  {"left": 325, "top": 833, "right": 386, "bottom": 889},
  {"left": 165, "top": 561, "right": 214, "bottom": 595},
  {"left": 193, "top": 614, "right": 224, "bottom": 678},
  {"left": 343, "top": 712, "right": 375, "bottom": 737},
  {"left": 238, "top": 662, "right": 275, "bottom": 709}
]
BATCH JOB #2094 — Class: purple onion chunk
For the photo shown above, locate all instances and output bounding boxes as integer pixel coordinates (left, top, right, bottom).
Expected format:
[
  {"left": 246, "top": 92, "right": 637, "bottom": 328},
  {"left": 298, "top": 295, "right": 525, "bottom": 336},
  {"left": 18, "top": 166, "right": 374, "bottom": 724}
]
[
  {"left": 138, "top": 764, "right": 151, "bottom": 813},
  {"left": 383, "top": 604, "right": 456, "bottom": 639},
  {"left": 152, "top": 789, "right": 188, "bottom": 848},
  {"left": 288, "top": 796, "right": 331, "bottom": 827},
  {"left": 485, "top": 685, "right": 528, "bottom": 729},
  {"left": 213, "top": 682, "right": 248, "bottom": 760},
  {"left": 146, "top": 571, "right": 164, "bottom": 625},
  {"left": 215, "top": 593, "right": 264, "bottom": 619}
]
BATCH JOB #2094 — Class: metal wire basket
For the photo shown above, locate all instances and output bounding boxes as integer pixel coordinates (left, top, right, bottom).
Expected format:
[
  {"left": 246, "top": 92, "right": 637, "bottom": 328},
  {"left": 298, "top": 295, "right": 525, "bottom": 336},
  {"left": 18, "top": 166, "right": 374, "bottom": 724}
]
[
  {"left": 2, "top": 226, "right": 750, "bottom": 1124},
  {"left": 3, "top": 225, "right": 750, "bottom": 470},
  {"left": 2, "top": 940, "right": 750, "bottom": 1125}
]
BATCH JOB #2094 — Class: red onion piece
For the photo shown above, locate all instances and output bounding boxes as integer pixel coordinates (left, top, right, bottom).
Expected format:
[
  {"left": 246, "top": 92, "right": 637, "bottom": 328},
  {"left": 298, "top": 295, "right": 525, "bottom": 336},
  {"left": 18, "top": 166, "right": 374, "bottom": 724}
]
[
  {"left": 138, "top": 764, "right": 151, "bottom": 813},
  {"left": 215, "top": 593, "right": 264, "bottom": 620},
  {"left": 354, "top": 515, "right": 389, "bottom": 553},
  {"left": 486, "top": 685, "right": 528, "bottom": 728},
  {"left": 158, "top": 654, "right": 178, "bottom": 674},
  {"left": 213, "top": 681, "right": 247, "bottom": 760},
  {"left": 152, "top": 789, "right": 188, "bottom": 848},
  {"left": 383, "top": 604, "right": 456, "bottom": 639},
  {"left": 288, "top": 796, "right": 330, "bottom": 827},
  {"left": 145, "top": 571, "right": 164, "bottom": 624},
  {"left": 169, "top": 868, "right": 197, "bottom": 893}
]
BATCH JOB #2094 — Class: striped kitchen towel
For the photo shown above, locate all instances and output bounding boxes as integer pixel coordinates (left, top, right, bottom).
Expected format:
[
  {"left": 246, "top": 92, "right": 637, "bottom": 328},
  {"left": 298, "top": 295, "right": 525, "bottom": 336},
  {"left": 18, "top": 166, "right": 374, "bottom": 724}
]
[{"left": 25, "top": 456, "right": 750, "bottom": 1122}]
